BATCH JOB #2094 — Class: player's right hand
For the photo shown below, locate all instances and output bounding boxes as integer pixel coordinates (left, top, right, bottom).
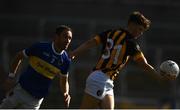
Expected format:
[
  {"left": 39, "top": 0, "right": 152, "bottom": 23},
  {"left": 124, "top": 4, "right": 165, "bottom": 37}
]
[{"left": 63, "top": 93, "right": 71, "bottom": 108}]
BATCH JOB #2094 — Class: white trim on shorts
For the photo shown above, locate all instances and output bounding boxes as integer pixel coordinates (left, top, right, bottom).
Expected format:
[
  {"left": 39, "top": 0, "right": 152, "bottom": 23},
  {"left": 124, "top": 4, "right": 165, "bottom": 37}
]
[{"left": 85, "top": 70, "right": 114, "bottom": 100}]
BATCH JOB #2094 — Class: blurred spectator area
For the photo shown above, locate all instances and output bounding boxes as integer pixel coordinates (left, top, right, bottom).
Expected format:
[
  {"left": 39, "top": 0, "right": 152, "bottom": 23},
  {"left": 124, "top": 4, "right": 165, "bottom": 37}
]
[{"left": 0, "top": 0, "right": 180, "bottom": 109}]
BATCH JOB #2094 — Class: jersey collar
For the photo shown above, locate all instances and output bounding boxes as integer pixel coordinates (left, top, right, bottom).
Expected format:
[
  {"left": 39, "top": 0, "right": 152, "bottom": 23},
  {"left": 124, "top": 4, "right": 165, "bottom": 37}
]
[{"left": 52, "top": 42, "right": 64, "bottom": 55}]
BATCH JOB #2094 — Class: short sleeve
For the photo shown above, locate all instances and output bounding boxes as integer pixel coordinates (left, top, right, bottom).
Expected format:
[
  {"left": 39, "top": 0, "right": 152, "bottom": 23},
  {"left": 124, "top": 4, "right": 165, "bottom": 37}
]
[
  {"left": 61, "top": 60, "right": 70, "bottom": 75},
  {"left": 59, "top": 51, "right": 71, "bottom": 76},
  {"left": 94, "top": 29, "right": 112, "bottom": 45},
  {"left": 23, "top": 42, "right": 40, "bottom": 57}
]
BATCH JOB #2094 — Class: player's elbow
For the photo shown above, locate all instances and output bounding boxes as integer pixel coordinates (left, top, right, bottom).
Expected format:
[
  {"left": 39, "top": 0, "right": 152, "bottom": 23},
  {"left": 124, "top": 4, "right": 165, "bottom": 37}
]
[
  {"left": 15, "top": 51, "right": 25, "bottom": 61},
  {"left": 135, "top": 57, "right": 149, "bottom": 69}
]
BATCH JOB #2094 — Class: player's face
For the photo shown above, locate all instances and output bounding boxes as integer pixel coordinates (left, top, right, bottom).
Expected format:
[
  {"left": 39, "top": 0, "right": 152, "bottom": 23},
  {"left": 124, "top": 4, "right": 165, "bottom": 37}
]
[
  {"left": 128, "top": 22, "right": 146, "bottom": 39},
  {"left": 55, "top": 29, "right": 72, "bottom": 49}
]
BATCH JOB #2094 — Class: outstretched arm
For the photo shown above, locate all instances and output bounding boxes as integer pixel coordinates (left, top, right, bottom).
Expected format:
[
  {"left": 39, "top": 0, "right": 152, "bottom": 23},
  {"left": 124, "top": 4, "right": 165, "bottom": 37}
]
[
  {"left": 134, "top": 53, "right": 175, "bottom": 80},
  {"left": 134, "top": 54, "right": 161, "bottom": 80},
  {"left": 70, "top": 37, "right": 100, "bottom": 59},
  {"left": 59, "top": 75, "right": 71, "bottom": 108}
]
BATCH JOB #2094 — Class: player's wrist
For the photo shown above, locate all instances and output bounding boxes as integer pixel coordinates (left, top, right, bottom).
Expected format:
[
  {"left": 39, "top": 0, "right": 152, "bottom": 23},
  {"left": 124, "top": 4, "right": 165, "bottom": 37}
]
[
  {"left": 8, "top": 73, "right": 16, "bottom": 79},
  {"left": 63, "top": 92, "right": 69, "bottom": 96}
]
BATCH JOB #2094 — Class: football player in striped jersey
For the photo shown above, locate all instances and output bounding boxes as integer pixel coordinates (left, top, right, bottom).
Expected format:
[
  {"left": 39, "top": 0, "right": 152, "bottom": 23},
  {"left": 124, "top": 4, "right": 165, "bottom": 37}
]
[{"left": 71, "top": 11, "right": 171, "bottom": 109}]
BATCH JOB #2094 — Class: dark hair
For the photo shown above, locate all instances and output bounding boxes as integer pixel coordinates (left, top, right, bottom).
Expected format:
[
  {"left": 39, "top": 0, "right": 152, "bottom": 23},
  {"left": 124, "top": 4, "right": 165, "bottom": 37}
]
[
  {"left": 128, "top": 11, "right": 151, "bottom": 30},
  {"left": 56, "top": 25, "right": 72, "bottom": 35}
]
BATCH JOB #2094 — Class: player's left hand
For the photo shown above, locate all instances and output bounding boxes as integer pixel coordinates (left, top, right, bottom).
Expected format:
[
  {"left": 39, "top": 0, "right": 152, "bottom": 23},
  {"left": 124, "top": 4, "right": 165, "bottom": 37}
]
[
  {"left": 64, "top": 93, "right": 71, "bottom": 108},
  {"left": 69, "top": 51, "right": 75, "bottom": 60}
]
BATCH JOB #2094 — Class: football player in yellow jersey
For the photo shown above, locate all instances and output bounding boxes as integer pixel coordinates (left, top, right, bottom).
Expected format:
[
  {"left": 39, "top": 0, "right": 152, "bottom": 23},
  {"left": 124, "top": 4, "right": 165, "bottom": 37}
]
[{"left": 71, "top": 11, "right": 174, "bottom": 109}]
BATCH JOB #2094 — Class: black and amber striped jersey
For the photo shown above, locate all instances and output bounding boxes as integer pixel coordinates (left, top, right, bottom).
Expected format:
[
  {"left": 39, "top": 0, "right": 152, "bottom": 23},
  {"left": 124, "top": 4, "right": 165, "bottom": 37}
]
[{"left": 93, "top": 28, "right": 145, "bottom": 80}]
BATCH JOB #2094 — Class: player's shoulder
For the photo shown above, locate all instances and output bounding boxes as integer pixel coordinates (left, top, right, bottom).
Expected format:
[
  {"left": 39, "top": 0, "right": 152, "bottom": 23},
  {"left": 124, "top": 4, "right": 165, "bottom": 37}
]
[
  {"left": 127, "top": 39, "right": 140, "bottom": 48},
  {"left": 106, "top": 27, "right": 128, "bottom": 37},
  {"left": 106, "top": 28, "right": 123, "bottom": 33},
  {"left": 26, "top": 41, "right": 51, "bottom": 52},
  {"left": 99, "top": 28, "right": 123, "bottom": 36}
]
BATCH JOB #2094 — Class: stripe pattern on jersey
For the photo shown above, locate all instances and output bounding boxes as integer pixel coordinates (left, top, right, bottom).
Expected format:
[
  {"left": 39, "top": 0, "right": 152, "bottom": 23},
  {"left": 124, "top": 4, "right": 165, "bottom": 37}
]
[
  {"left": 29, "top": 56, "right": 62, "bottom": 79},
  {"left": 95, "top": 30, "right": 126, "bottom": 70}
]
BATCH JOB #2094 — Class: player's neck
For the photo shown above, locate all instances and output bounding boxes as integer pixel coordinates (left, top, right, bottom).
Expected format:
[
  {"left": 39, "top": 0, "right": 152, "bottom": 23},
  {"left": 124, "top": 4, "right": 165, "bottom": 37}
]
[{"left": 52, "top": 42, "right": 64, "bottom": 54}]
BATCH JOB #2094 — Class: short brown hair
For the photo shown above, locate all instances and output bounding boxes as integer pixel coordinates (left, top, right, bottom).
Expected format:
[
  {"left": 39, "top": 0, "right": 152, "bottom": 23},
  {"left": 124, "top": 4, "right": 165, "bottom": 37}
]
[
  {"left": 56, "top": 25, "right": 72, "bottom": 35},
  {"left": 128, "top": 11, "right": 151, "bottom": 30}
]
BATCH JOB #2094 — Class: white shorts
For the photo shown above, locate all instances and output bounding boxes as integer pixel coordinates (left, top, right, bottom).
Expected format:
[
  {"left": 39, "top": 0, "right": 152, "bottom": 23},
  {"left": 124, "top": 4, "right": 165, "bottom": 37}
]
[
  {"left": 85, "top": 70, "right": 114, "bottom": 100},
  {"left": 0, "top": 84, "right": 43, "bottom": 109}
]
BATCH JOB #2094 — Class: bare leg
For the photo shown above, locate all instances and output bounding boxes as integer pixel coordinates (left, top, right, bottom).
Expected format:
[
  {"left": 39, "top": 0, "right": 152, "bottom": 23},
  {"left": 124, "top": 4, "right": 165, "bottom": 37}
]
[
  {"left": 80, "top": 92, "right": 101, "bottom": 109},
  {"left": 101, "top": 94, "right": 114, "bottom": 109}
]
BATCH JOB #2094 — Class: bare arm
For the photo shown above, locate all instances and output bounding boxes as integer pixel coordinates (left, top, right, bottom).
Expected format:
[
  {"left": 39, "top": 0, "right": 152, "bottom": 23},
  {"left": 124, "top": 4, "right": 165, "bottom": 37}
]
[
  {"left": 133, "top": 54, "right": 162, "bottom": 80},
  {"left": 9, "top": 51, "right": 25, "bottom": 76},
  {"left": 3, "top": 51, "right": 25, "bottom": 93},
  {"left": 70, "top": 37, "right": 100, "bottom": 58},
  {"left": 59, "top": 75, "right": 69, "bottom": 95},
  {"left": 134, "top": 53, "right": 176, "bottom": 81},
  {"left": 59, "top": 75, "right": 70, "bottom": 108}
]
